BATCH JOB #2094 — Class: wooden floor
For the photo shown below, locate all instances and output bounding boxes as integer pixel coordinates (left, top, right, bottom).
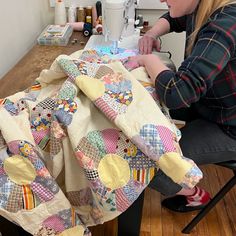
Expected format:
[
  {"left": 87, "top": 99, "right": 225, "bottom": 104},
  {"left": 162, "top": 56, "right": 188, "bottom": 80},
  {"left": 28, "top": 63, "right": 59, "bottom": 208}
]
[{"left": 89, "top": 165, "right": 236, "bottom": 236}]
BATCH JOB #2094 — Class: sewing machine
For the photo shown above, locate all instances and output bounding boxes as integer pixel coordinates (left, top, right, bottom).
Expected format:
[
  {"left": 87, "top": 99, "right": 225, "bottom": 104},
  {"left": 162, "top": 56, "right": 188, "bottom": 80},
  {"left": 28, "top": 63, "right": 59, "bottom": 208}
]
[
  {"left": 85, "top": 0, "right": 176, "bottom": 70},
  {"left": 85, "top": 0, "right": 140, "bottom": 54}
]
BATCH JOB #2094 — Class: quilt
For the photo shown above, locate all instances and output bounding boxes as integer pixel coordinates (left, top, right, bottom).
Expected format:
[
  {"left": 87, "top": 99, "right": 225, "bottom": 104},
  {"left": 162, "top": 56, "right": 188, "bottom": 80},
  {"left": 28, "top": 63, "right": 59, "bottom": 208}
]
[{"left": 0, "top": 49, "right": 203, "bottom": 235}]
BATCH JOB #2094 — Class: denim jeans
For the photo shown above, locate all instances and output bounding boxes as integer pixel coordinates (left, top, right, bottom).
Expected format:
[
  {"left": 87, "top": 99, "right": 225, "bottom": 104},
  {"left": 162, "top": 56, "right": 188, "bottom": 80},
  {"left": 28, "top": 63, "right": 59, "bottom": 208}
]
[{"left": 149, "top": 107, "right": 236, "bottom": 196}]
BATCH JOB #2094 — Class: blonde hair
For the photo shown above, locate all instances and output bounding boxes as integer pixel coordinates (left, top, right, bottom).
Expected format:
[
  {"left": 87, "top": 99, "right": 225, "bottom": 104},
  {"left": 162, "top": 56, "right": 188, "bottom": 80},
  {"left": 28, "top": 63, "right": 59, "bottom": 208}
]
[{"left": 187, "top": 0, "right": 233, "bottom": 55}]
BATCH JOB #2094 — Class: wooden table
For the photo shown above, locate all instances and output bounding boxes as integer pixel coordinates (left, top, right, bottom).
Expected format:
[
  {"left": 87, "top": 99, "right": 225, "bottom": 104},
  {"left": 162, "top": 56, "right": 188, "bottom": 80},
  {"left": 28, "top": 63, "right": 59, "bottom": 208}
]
[{"left": 0, "top": 32, "right": 88, "bottom": 98}]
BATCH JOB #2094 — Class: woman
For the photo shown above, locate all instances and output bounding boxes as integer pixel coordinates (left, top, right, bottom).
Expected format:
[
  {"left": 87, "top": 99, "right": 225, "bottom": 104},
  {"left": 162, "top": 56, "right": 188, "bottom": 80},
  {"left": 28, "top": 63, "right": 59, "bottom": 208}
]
[{"left": 131, "top": 0, "right": 236, "bottom": 212}]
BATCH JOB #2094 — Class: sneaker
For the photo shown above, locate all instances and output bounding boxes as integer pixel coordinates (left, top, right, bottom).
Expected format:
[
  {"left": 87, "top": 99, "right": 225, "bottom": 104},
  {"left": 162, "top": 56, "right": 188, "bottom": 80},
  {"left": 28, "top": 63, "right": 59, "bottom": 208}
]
[{"left": 161, "top": 195, "right": 208, "bottom": 213}]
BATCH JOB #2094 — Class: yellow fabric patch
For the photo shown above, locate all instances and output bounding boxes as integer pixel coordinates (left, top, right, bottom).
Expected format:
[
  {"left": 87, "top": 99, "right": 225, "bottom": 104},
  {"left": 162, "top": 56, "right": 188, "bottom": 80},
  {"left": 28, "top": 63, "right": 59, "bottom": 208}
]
[
  {"left": 98, "top": 154, "right": 130, "bottom": 190},
  {"left": 158, "top": 152, "right": 192, "bottom": 184},
  {"left": 76, "top": 75, "right": 105, "bottom": 101},
  {"left": 58, "top": 225, "right": 85, "bottom": 236},
  {"left": 4, "top": 155, "right": 37, "bottom": 185}
]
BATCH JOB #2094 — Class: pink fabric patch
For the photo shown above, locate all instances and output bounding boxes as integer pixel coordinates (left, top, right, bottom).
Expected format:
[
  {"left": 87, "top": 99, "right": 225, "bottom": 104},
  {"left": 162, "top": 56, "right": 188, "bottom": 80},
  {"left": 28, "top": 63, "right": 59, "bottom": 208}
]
[
  {"left": 0, "top": 167, "right": 6, "bottom": 175},
  {"left": 43, "top": 215, "right": 65, "bottom": 233},
  {"left": 101, "top": 129, "right": 119, "bottom": 153},
  {"left": 31, "top": 182, "right": 54, "bottom": 202},
  {"left": 115, "top": 188, "right": 131, "bottom": 212},
  {"left": 32, "top": 129, "right": 49, "bottom": 144},
  {"left": 156, "top": 126, "right": 176, "bottom": 152},
  {"left": 94, "top": 97, "right": 117, "bottom": 121},
  {"left": 7, "top": 141, "right": 20, "bottom": 155}
]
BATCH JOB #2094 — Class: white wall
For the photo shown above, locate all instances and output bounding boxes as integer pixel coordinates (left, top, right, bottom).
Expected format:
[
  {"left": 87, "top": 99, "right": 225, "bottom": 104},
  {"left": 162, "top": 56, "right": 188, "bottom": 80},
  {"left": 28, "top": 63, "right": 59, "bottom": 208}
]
[
  {"left": 136, "top": 9, "right": 185, "bottom": 69},
  {"left": 0, "top": 0, "right": 54, "bottom": 79}
]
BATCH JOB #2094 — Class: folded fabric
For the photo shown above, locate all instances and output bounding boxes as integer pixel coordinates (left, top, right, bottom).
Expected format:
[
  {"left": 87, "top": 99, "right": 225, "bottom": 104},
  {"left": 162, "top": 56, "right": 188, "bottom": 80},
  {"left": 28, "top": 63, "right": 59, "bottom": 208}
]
[{"left": 0, "top": 48, "right": 202, "bottom": 236}]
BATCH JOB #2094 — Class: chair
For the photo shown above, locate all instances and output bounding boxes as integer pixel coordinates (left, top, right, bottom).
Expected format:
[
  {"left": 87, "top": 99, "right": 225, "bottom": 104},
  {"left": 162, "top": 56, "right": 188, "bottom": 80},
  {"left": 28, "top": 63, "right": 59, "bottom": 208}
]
[{"left": 182, "top": 160, "right": 236, "bottom": 234}]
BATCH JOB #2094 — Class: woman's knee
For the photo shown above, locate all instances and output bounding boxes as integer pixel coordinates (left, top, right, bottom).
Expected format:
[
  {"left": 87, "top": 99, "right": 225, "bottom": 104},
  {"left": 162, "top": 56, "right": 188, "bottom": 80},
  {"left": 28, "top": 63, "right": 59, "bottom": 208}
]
[{"left": 148, "top": 169, "right": 182, "bottom": 196}]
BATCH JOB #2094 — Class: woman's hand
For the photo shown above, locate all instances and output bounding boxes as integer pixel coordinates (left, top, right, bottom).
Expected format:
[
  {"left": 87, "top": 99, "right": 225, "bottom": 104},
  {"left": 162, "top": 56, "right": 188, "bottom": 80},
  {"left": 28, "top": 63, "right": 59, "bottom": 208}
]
[
  {"left": 138, "top": 32, "right": 161, "bottom": 55},
  {"left": 128, "top": 55, "right": 146, "bottom": 67},
  {"left": 129, "top": 54, "right": 170, "bottom": 84}
]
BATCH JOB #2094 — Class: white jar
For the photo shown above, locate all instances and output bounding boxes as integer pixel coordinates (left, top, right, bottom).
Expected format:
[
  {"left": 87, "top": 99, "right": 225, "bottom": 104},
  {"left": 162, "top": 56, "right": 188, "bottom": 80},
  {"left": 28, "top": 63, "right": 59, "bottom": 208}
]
[{"left": 54, "top": 0, "right": 67, "bottom": 25}]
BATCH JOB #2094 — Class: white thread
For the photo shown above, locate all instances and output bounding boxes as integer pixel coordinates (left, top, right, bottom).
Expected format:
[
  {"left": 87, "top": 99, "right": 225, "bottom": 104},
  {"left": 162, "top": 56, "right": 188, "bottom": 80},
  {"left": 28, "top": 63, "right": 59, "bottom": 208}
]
[
  {"left": 68, "top": 5, "right": 77, "bottom": 23},
  {"left": 54, "top": 0, "right": 67, "bottom": 25}
]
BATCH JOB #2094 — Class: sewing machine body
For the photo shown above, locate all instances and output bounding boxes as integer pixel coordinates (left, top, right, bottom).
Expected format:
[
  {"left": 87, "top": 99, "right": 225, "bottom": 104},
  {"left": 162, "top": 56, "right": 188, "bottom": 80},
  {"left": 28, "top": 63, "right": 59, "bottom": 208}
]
[{"left": 85, "top": 0, "right": 139, "bottom": 53}]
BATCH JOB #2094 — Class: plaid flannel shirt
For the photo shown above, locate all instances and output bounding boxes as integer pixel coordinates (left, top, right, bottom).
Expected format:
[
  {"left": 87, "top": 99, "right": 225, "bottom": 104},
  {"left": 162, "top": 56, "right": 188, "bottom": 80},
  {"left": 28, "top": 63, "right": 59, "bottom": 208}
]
[{"left": 156, "top": 4, "right": 236, "bottom": 137}]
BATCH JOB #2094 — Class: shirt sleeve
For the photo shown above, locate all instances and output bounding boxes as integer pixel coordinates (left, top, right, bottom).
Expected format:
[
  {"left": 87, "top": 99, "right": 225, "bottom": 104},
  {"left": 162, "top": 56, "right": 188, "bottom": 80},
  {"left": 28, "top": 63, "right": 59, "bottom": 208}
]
[
  {"left": 160, "top": 12, "right": 187, "bottom": 32},
  {"left": 155, "top": 18, "right": 235, "bottom": 109}
]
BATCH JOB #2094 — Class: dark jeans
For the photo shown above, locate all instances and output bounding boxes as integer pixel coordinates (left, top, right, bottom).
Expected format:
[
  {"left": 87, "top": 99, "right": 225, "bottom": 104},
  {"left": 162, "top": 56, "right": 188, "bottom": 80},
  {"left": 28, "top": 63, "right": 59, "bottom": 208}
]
[
  {"left": 0, "top": 216, "right": 32, "bottom": 236},
  {"left": 149, "top": 107, "right": 236, "bottom": 196}
]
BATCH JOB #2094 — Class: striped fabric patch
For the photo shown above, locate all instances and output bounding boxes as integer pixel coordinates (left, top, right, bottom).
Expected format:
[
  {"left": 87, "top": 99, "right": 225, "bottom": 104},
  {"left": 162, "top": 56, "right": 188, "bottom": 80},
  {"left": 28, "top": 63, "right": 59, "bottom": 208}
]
[
  {"left": 115, "top": 188, "right": 131, "bottom": 212},
  {"left": 30, "top": 81, "right": 42, "bottom": 91},
  {"left": 131, "top": 168, "right": 155, "bottom": 185},
  {"left": 22, "top": 185, "right": 35, "bottom": 210},
  {"left": 95, "top": 65, "right": 114, "bottom": 80},
  {"left": 94, "top": 97, "right": 117, "bottom": 121},
  {"left": 77, "top": 137, "right": 101, "bottom": 165},
  {"left": 32, "top": 130, "right": 49, "bottom": 146}
]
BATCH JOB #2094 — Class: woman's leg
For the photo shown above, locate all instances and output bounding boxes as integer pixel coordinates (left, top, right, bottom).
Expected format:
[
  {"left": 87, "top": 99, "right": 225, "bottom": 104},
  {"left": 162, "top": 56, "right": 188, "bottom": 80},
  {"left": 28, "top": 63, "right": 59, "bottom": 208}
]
[
  {"left": 118, "top": 191, "right": 145, "bottom": 236},
  {"left": 179, "top": 119, "right": 236, "bottom": 165},
  {"left": 149, "top": 118, "right": 236, "bottom": 211}
]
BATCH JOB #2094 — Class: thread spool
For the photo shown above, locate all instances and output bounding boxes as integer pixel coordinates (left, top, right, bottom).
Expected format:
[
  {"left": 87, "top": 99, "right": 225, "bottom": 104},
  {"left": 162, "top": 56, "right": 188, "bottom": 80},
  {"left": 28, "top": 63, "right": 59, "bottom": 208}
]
[
  {"left": 83, "top": 23, "right": 92, "bottom": 37},
  {"left": 86, "top": 16, "right": 92, "bottom": 24},
  {"left": 54, "top": 0, "right": 67, "bottom": 25},
  {"left": 77, "top": 6, "right": 85, "bottom": 22},
  {"left": 67, "top": 22, "right": 84, "bottom": 31},
  {"left": 85, "top": 6, "right": 92, "bottom": 24},
  {"left": 68, "top": 5, "right": 77, "bottom": 23},
  {"left": 95, "top": 24, "right": 103, "bottom": 34},
  {"left": 85, "top": 6, "right": 92, "bottom": 17}
]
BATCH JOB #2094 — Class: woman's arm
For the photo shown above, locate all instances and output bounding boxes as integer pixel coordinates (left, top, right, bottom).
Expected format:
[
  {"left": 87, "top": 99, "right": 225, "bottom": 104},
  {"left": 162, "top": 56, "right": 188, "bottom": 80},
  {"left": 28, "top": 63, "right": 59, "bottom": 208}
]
[
  {"left": 134, "top": 18, "right": 234, "bottom": 109},
  {"left": 139, "top": 18, "right": 170, "bottom": 55},
  {"left": 139, "top": 13, "right": 187, "bottom": 54}
]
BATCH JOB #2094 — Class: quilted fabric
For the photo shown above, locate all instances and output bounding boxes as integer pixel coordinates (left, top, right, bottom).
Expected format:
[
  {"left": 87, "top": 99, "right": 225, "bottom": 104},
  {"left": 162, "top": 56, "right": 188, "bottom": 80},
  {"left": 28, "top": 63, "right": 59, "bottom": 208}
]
[{"left": 0, "top": 49, "right": 202, "bottom": 235}]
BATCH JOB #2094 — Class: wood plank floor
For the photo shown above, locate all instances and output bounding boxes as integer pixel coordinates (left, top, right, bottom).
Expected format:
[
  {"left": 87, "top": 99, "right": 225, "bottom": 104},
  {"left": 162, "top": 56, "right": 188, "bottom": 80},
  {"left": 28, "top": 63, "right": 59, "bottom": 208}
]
[{"left": 89, "top": 165, "right": 236, "bottom": 236}]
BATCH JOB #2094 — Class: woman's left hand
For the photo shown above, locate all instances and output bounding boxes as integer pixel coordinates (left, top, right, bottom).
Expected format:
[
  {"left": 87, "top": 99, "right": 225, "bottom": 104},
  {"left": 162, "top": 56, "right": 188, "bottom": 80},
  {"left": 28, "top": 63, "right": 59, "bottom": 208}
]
[
  {"left": 128, "top": 55, "right": 147, "bottom": 67},
  {"left": 129, "top": 54, "right": 170, "bottom": 84}
]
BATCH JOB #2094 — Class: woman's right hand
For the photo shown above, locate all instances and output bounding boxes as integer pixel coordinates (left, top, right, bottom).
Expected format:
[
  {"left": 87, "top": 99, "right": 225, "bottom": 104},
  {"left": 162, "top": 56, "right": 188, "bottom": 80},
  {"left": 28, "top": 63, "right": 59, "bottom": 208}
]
[{"left": 138, "top": 33, "right": 161, "bottom": 55}]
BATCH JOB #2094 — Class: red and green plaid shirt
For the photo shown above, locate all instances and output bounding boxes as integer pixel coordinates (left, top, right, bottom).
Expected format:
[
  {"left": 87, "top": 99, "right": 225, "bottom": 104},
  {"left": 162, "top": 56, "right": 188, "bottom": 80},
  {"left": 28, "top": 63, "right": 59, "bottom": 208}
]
[{"left": 156, "top": 4, "right": 236, "bottom": 136}]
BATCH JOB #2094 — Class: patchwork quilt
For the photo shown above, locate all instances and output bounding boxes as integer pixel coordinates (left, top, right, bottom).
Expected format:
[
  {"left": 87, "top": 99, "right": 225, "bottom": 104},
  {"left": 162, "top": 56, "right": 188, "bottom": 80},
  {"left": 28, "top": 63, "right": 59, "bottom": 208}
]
[{"left": 0, "top": 49, "right": 203, "bottom": 235}]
